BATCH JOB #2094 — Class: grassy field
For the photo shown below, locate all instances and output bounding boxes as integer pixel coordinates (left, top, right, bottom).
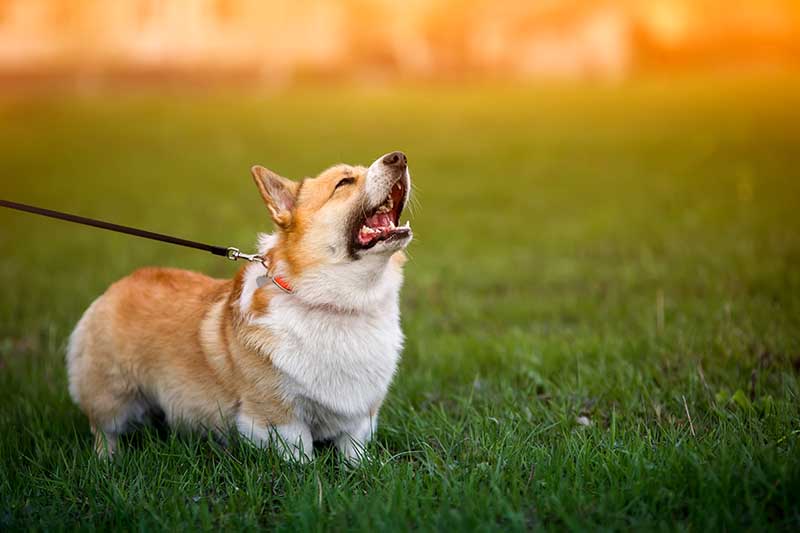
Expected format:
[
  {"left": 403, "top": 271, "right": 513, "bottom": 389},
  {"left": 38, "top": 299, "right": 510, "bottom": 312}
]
[{"left": 1, "top": 78, "right": 799, "bottom": 531}]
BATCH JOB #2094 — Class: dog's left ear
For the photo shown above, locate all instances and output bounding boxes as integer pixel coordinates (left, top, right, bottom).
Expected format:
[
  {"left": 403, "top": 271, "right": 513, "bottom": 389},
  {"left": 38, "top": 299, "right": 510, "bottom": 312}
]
[{"left": 251, "top": 165, "right": 299, "bottom": 228}]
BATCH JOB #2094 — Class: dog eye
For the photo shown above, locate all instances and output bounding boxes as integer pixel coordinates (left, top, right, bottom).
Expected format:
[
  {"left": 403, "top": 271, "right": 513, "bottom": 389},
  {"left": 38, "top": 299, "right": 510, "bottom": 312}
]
[{"left": 335, "top": 177, "right": 355, "bottom": 189}]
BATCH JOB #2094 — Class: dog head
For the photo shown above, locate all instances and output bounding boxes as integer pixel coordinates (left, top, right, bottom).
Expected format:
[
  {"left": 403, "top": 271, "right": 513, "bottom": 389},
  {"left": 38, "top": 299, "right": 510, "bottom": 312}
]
[{"left": 250, "top": 152, "right": 412, "bottom": 293}]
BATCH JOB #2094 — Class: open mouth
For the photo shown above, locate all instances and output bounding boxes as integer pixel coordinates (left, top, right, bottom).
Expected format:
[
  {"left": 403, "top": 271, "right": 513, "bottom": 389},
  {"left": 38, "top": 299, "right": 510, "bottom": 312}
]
[{"left": 355, "top": 178, "right": 410, "bottom": 249}]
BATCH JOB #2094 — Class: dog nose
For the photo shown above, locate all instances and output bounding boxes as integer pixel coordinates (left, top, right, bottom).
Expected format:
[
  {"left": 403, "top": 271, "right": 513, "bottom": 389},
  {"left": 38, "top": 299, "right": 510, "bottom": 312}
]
[{"left": 382, "top": 151, "right": 407, "bottom": 168}]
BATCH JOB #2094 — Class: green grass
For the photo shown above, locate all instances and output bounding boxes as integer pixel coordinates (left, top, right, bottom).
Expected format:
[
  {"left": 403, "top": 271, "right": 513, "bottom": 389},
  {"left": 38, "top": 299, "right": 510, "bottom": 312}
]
[{"left": 1, "top": 77, "right": 799, "bottom": 531}]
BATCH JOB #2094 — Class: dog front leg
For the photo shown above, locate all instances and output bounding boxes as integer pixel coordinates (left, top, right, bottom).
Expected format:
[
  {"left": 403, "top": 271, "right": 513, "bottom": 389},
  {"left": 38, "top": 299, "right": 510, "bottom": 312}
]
[
  {"left": 335, "top": 415, "right": 377, "bottom": 465},
  {"left": 236, "top": 415, "right": 314, "bottom": 462}
]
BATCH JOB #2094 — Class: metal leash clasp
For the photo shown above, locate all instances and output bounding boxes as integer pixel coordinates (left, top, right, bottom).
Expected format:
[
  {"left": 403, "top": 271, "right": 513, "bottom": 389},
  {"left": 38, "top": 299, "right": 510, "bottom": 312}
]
[
  {"left": 225, "top": 247, "right": 262, "bottom": 263},
  {"left": 227, "top": 247, "right": 292, "bottom": 293}
]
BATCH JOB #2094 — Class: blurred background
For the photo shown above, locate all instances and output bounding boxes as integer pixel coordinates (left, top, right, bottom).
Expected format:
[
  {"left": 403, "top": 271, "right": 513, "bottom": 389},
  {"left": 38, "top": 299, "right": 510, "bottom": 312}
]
[
  {"left": 0, "top": 0, "right": 798, "bottom": 332},
  {"left": 1, "top": 0, "right": 799, "bottom": 85}
]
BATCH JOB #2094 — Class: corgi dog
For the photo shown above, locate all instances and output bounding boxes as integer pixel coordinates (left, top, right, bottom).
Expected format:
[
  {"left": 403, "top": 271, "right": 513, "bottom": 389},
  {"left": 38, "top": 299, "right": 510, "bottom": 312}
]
[{"left": 66, "top": 151, "right": 413, "bottom": 463}]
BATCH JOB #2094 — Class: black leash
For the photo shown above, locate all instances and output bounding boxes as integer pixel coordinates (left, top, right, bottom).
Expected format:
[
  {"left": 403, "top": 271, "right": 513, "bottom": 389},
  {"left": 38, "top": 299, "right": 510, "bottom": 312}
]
[{"left": 0, "top": 199, "right": 260, "bottom": 263}]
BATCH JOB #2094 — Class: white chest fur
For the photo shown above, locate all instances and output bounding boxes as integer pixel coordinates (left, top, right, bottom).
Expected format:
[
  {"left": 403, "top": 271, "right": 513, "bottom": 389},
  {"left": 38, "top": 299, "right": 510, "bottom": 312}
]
[{"left": 260, "top": 295, "right": 403, "bottom": 418}]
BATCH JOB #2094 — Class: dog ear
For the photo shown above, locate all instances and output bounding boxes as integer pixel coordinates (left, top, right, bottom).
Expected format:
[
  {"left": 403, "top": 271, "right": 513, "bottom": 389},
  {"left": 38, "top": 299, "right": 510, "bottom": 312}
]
[{"left": 251, "top": 165, "right": 299, "bottom": 228}]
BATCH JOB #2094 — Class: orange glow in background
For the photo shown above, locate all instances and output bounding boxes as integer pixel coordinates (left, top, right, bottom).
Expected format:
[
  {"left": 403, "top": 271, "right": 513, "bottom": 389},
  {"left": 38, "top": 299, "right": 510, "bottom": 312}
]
[{"left": 0, "top": 0, "right": 798, "bottom": 84}]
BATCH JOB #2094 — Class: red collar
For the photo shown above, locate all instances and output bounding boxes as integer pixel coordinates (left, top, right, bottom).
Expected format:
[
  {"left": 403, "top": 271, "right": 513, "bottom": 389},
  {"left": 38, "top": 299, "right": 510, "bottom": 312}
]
[
  {"left": 271, "top": 274, "right": 293, "bottom": 293},
  {"left": 260, "top": 259, "right": 293, "bottom": 293}
]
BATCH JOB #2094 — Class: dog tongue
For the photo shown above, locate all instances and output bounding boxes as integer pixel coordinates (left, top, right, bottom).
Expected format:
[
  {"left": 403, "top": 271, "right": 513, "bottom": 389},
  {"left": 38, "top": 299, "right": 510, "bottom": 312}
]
[{"left": 366, "top": 212, "right": 393, "bottom": 229}]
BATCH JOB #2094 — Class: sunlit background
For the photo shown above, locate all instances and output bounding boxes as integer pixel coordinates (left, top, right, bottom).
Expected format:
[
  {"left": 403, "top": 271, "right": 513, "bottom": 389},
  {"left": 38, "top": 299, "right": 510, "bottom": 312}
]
[{"left": 1, "top": 0, "right": 799, "bottom": 84}]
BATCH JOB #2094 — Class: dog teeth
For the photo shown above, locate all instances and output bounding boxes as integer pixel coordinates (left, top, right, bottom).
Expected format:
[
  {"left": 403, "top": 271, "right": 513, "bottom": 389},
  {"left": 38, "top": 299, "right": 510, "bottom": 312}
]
[
  {"left": 375, "top": 196, "right": 394, "bottom": 213},
  {"left": 376, "top": 201, "right": 393, "bottom": 213}
]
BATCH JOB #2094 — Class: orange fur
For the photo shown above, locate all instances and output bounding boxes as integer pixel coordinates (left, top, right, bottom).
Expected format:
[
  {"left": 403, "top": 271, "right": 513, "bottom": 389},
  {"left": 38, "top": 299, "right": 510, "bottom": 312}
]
[{"left": 68, "top": 266, "right": 292, "bottom": 450}]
